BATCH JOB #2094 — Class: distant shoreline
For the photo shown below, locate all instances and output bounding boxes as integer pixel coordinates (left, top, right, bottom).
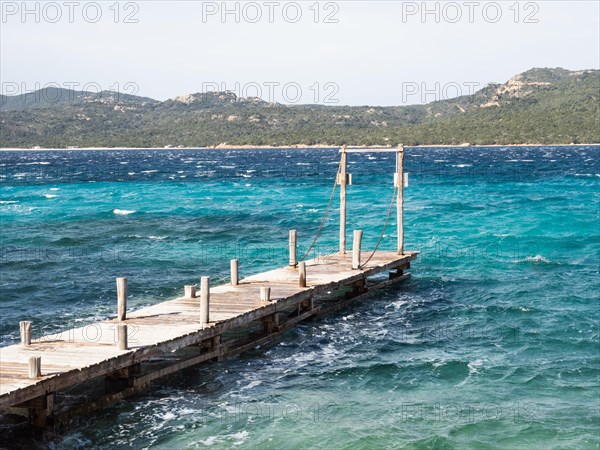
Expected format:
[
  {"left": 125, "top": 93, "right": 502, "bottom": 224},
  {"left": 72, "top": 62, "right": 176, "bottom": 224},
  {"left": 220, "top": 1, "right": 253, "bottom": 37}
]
[{"left": 1, "top": 143, "right": 599, "bottom": 151}]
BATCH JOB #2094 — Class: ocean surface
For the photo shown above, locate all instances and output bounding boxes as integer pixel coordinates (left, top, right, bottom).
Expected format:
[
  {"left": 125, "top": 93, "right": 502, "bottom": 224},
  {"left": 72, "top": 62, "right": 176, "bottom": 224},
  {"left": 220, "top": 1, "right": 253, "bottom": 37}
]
[{"left": 0, "top": 146, "right": 598, "bottom": 449}]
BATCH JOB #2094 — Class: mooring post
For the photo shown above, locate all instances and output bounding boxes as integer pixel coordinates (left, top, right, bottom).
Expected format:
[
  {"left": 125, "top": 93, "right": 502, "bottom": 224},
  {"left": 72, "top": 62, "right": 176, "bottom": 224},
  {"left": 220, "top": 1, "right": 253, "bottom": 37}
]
[
  {"left": 260, "top": 286, "right": 271, "bottom": 302},
  {"left": 200, "top": 276, "right": 210, "bottom": 327},
  {"left": 352, "top": 230, "right": 363, "bottom": 269},
  {"left": 20, "top": 321, "right": 32, "bottom": 346},
  {"left": 299, "top": 261, "right": 307, "bottom": 287},
  {"left": 28, "top": 356, "right": 41, "bottom": 379},
  {"left": 185, "top": 285, "right": 197, "bottom": 298},
  {"left": 116, "top": 277, "right": 127, "bottom": 321},
  {"left": 230, "top": 259, "right": 239, "bottom": 285},
  {"left": 339, "top": 145, "right": 348, "bottom": 254},
  {"left": 289, "top": 229, "right": 297, "bottom": 267},
  {"left": 396, "top": 144, "right": 405, "bottom": 255},
  {"left": 117, "top": 324, "right": 128, "bottom": 350}
]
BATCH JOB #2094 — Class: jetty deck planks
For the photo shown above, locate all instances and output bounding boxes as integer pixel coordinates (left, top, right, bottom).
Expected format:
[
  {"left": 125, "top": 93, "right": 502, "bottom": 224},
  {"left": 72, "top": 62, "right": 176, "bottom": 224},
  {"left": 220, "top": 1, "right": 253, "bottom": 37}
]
[{"left": 0, "top": 250, "right": 417, "bottom": 423}]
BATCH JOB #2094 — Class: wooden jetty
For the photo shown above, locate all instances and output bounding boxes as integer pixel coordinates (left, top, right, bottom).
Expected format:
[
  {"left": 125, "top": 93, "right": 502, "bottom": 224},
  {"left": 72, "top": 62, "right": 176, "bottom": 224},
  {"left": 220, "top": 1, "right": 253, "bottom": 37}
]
[{"left": 0, "top": 145, "right": 417, "bottom": 428}]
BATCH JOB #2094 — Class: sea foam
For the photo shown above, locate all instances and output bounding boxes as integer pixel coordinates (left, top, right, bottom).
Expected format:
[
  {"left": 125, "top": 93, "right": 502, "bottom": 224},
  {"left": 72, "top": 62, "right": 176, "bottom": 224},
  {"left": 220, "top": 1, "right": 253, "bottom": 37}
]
[{"left": 113, "top": 209, "right": 136, "bottom": 215}]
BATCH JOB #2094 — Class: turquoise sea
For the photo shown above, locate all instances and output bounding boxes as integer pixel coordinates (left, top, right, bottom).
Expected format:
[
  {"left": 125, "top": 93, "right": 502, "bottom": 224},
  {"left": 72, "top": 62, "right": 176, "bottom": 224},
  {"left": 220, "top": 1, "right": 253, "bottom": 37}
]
[{"left": 0, "top": 146, "right": 598, "bottom": 449}]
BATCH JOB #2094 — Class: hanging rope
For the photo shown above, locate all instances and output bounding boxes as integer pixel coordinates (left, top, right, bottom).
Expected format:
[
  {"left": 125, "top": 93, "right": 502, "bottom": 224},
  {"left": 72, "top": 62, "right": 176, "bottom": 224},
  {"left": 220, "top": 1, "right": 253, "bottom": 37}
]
[
  {"left": 299, "top": 159, "right": 342, "bottom": 262},
  {"left": 359, "top": 182, "right": 398, "bottom": 269}
]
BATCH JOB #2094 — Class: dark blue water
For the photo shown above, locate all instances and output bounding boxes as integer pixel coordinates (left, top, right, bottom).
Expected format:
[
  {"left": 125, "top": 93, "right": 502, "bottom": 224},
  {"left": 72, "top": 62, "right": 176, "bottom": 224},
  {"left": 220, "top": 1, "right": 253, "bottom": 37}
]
[{"left": 1, "top": 146, "right": 598, "bottom": 449}]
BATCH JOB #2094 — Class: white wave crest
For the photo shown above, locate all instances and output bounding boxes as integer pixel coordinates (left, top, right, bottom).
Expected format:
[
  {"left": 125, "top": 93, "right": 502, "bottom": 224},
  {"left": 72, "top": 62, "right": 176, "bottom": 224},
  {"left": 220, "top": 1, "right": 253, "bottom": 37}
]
[
  {"left": 526, "top": 255, "right": 551, "bottom": 263},
  {"left": 514, "top": 255, "right": 551, "bottom": 264},
  {"left": 113, "top": 209, "right": 136, "bottom": 215}
]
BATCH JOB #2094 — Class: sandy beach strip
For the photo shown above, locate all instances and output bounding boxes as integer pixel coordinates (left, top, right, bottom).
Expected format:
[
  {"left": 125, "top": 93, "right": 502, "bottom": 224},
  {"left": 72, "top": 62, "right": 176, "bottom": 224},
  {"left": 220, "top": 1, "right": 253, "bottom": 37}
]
[{"left": 0, "top": 143, "right": 599, "bottom": 151}]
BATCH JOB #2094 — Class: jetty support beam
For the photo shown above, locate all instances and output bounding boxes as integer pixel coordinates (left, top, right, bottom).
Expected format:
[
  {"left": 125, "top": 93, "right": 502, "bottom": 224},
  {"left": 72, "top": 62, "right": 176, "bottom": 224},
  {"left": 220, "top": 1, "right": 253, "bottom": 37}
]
[
  {"left": 104, "top": 364, "right": 141, "bottom": 394},
  {"left": 15, "top": 393, "right": 54, "bottom": 428},
  {"left": 262, "top": 313, "right": 280, "bottom": 334}
]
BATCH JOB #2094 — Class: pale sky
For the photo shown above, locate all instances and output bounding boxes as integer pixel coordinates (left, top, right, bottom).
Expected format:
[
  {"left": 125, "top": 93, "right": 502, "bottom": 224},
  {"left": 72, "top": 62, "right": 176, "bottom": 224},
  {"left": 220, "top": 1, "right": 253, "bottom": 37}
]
[{"left": 1, "top": 1, "right": 598, "bottom": 105}]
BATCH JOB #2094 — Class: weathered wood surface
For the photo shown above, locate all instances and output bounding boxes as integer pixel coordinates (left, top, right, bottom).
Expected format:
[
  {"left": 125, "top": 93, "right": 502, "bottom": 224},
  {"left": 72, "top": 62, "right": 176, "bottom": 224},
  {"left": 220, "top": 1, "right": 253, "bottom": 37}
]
[
  {"left": 352, "top": 230, "right": 363, "bottom": 269},
  {"left": 396, "top": 145, "right": 405, "bottom": 254},
  {"left": 339, "top": 147, "right": 348, "bottom": 254},
  {"left": 0, "top": 251, "right": 417, "bottom": 408},
  {"left": 288, "top": 230, "right": 297, "bottom": 267},
  {"left": 230, "top": 259, "right": 239, "bottom": 286}
]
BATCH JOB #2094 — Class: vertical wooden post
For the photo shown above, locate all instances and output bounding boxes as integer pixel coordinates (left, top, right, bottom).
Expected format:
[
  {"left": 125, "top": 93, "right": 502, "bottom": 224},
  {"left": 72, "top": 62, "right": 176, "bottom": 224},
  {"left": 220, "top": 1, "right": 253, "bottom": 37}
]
[
  {"left": 117, "top": 324, "right": 128, "bottom": 350},
  {"left": 26, "top": 393, "right": 54, "bottom": 428},
  {"left": 260, "top": 286, "right": 271, "bottom": 302},
  {"left": 299, "top": 261, "right": 307, "bottom": 288},
  {"left": 396, "top": 144, "right": 405, "bottom": 254},
  {"left": 263, "top": 313, "right": 280, "bottom": 334},
  {"left": 289, "top": 230, "right": 297, "bottom": 267},
  {"left": 185, "top": 285, "right": 196, "bottom": 298},
  {"left": 116, "top": 277, "right": 127, "bottom": 321},
  {"left": 352, "top": 230, "right": 363, "bottom": 269},
  {"left": 20, "top": 321, "right": 31, "bottom": 346},
  {"left": 200, "top": 276, "right": 210, "bottom": 327},
  {"left": 230, "top": 259, "right": 239, "bottom": 285},
  {"left": 339, "top": 146, "right": 347, "bottom": 254},
  {"left": 28, "top": 356, "right": 41, "bottom": 379}
]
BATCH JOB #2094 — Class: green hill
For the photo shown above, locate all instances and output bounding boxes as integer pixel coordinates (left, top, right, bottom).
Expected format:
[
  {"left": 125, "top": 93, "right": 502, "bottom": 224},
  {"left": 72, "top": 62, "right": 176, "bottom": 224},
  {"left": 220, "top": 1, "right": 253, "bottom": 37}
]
[{"left": 1, "top": 68, "right": 598, "bottom": 148}]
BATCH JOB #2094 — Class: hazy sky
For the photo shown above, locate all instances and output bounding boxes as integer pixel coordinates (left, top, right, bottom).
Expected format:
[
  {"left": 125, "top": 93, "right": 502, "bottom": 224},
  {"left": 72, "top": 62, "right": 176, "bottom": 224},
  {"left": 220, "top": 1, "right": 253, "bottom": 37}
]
[{"left": 1, "top": 1, "right": 598, "bottom": 105}]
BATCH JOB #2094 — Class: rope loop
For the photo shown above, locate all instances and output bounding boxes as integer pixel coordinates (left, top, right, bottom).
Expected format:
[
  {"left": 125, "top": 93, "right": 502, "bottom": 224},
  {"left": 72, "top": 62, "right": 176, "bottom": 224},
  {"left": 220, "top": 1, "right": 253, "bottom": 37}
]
[
  {"left": 299, "top": 159, "right": 342, "bottom": 262},
  {"left": 359, "top": 183, "right": 398, "bottom": 269}
]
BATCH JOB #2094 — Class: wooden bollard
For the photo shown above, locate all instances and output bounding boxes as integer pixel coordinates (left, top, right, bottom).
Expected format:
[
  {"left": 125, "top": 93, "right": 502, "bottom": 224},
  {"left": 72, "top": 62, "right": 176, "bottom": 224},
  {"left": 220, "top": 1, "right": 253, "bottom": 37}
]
[
  {"left": 20, "top": 321, "right": 32, "bottom": 346},
  {"left": 352, "top": 230, "right": 363, "bottom": 270},
  {"left": 289, "top": 230, "right": 297, "bottom": 267},
  {"left": 185, "top": 285, "right": 196, "bottom": 298},
  {"left": 28, "top": 356, "right": 41, "bottom": 379},
  {"left": 117, "top": 324, "right": 128, "bottom": 350},
  {"left": 200, "top": 276, "right": 210, "bottom": 327},
  {"left": 230, "top": 259, "right": 239, "bottom": 286},
  {"left": 116, "top": 277, "right": 127, "bottom": 321},
  {"left": 260, "top": 286, "right": 271, "bottom": 302},
  {"left": 299, "top": 261, "right": 306, "bottom": 288}
]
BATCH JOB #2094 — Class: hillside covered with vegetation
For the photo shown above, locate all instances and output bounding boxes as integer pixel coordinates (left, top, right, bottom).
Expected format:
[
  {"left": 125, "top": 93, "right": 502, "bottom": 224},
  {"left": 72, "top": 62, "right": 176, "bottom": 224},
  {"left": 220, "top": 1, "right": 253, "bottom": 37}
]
[{"left": 1, "top": 68, "right": 598, "bottom": 148}]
